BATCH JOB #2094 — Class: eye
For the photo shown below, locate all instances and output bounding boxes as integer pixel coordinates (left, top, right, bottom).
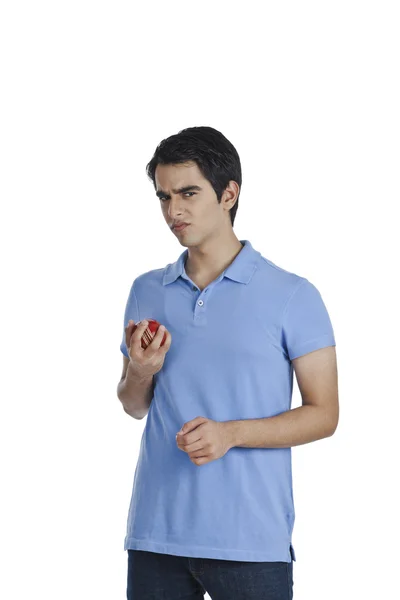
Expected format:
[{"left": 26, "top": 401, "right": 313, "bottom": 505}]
[{"left": 159, "top": 192, "right": 196, "bottom": 201}]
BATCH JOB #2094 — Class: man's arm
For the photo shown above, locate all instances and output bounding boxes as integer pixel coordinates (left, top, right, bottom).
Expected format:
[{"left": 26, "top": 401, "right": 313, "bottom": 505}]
[
  {"left": 117, "top": 355, "right": 154, "bottom": 420},
  {"left": 226, "top": 346, "right": 339, "bottom": 449}
]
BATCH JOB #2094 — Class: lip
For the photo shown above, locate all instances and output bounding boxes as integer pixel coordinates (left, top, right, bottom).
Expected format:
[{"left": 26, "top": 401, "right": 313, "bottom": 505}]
[{"left": 173, "top": 223, "right": 190, "bottom": 232}]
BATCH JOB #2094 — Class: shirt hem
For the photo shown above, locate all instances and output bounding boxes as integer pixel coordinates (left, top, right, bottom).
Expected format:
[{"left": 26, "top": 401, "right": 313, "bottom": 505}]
[{"left": 124, "top": 536, "right": 296, "bottom": 563}]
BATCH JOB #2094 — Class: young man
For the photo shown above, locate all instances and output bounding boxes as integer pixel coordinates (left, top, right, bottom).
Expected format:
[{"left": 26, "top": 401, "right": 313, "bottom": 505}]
[{"left": 117, "top": 126, "right": 339, "bottom": 600}]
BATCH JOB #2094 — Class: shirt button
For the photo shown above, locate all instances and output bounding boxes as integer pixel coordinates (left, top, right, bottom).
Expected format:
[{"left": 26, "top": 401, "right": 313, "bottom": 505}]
[
  {"left": 197, "top": 300, "right": 204, "bottom": 306},
  {"left": 192, "top": 286, "right": 197, "bottom": 291}
]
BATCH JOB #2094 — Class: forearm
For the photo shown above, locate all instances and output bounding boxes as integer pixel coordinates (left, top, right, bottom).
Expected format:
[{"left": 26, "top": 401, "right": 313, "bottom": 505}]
[
  {"left": 117, "top": 362, "right": 154, "bottom": 419},
  {"left": 226, "top": 405, "right": 338, "bottom": 449}
]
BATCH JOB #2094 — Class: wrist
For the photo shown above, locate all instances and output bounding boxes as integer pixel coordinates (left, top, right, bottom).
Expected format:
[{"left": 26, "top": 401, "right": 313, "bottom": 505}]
[
  {"left": 126, "top": 362, "right": 153, "bottom": 384},
  {"left": 224, "top": 420, "right": 241, "bottom": 450}
]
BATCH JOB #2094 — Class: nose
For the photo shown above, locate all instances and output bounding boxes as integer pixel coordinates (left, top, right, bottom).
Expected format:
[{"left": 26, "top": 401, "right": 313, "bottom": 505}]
[{"left": 167, "top": 195, "right": 184, "bottom": 220}]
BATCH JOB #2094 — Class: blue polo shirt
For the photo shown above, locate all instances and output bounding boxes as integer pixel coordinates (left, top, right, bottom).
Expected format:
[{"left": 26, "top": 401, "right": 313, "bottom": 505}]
[{"left": 119, "top": 239, "right": 336, "bottom": 562}]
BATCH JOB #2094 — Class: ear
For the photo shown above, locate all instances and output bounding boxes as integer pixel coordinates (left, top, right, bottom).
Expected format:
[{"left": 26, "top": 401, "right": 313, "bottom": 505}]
[{"left": 221, "top": 180, "right": 239, "bottom": 211}]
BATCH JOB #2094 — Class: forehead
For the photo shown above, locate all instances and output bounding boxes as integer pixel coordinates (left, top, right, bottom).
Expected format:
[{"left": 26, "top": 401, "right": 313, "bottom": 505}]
[{"left": 154, "top": 161, "right": 207, "bottom": 190}]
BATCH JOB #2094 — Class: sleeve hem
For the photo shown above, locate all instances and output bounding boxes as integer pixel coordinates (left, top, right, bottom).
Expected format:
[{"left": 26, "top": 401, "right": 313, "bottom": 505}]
[
  {"left": 120, "top": 344, "right": 129, "bottom": 358},
  {"left": 289, "top": 333, "right": 336, "bottom": 360}
]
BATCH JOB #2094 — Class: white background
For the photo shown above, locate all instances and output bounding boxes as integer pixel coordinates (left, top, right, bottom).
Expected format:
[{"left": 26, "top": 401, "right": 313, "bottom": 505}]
[{"left": 1, "top": 1, "right": 399, "bottom": 598}]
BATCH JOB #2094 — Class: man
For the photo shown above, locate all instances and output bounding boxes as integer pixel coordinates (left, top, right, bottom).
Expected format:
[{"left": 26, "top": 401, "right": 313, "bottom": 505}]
[{"left": 117, "top": 126, "right": 339, "bottom": 600}]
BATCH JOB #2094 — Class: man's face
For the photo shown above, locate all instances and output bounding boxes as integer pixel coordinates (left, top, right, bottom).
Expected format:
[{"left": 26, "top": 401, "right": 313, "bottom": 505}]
[{"left": 154, "top": 161, "right": 230, "bottom": 247}]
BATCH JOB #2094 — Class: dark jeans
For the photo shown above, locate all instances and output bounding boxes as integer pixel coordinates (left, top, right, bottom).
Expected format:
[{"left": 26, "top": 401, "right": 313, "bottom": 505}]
[{"left": 127, "top": 549, "right": 294, "bottom": 599}]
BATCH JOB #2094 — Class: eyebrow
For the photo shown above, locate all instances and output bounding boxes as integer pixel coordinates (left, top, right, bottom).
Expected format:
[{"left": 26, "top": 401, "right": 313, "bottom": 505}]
[{"left": 156, "top": 185, "right": 202, "bottom": 198}]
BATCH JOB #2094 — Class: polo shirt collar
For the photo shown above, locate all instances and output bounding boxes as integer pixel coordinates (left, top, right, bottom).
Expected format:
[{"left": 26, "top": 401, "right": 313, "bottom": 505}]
[{"left": 162, "top": 239, "right": 260, "bottom": 286}]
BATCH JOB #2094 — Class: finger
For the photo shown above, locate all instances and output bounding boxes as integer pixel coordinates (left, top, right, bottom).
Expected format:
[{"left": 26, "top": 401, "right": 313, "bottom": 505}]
[
  {"left": 179, "top": 417, "right": 208, "bottom": 437},
  {"left": 144, "top": 324, "right": 166, "bottom": 356},
  {"left": 152, "top": 329, "right": 171, "bottom": 355},
  {"left": 125, "top": 319, "right": 135, "bottom": 329},
  {"left": 131, "top": 320, "right": 149, "bottom": 352},
  {"left": 161, "top": 329, "right": 172, "bottom": 352},
  {"left": 178, "top": 439, "right": 205, "bottom": 453},
  {"left": 191, "top": 456, "right": 208, "bottom": 465},
  {"left": 189, "top": 450, "right": 210, "bottom": 459},
  {"left": 125, "top": 319, "right": 135, "bottom": 346},
  {"left": 153, "top": 324, "right": 167, "bottom": 348},
  {"left": 177, "top": 429, "right": 203, "bottom": 446}
]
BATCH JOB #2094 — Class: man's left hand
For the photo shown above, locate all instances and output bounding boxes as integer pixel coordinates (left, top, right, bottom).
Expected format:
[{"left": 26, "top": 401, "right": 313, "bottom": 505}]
[{"left": 176, "top": 416, "right": 233, "bottom": 466}]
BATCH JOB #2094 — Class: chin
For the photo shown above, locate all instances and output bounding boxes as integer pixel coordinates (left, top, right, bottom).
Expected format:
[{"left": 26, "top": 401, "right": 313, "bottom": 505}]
[{"left": 178, "top": 236, "right": 195, "bottom": 248}]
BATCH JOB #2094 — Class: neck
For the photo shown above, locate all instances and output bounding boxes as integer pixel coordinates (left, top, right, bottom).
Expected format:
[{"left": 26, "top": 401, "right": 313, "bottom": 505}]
[{"left": 185, "top": 230, "right": 244, "bottom": 279}]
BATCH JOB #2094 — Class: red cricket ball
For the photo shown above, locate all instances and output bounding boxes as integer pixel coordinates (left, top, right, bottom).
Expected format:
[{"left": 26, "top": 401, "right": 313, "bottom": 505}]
[{"left": 132, "top": 319, "right": 167, "bottom": 350}]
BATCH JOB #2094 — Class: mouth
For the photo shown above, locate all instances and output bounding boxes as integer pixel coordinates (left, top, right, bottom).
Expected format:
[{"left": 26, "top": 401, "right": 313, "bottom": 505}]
[{"left": 173, "top": 223, "right": 190, "bottom": 233}]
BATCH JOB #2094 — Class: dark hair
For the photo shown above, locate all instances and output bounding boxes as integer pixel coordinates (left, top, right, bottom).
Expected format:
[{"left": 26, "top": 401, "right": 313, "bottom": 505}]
[{"left": 146, "top": 126, "right": 242, "bottom": 226}]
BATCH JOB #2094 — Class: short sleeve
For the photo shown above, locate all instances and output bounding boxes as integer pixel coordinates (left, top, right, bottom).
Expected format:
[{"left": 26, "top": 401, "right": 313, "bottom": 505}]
[
  {"left": 281, "top": 279, "right": 336, "bottom": 360},
  {"left": 119, "top": 280, "right": 140, "bottom": 358}
]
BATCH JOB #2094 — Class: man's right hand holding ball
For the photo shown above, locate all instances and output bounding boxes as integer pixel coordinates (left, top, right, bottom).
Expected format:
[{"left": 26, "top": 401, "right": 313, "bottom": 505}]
[{"left": 124, "top": 319, "right": 172, "bottom": 379}]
